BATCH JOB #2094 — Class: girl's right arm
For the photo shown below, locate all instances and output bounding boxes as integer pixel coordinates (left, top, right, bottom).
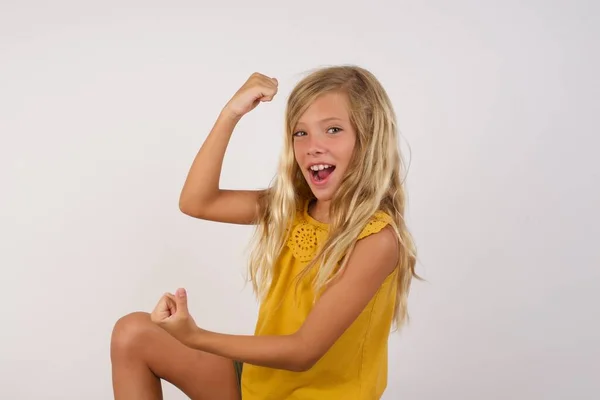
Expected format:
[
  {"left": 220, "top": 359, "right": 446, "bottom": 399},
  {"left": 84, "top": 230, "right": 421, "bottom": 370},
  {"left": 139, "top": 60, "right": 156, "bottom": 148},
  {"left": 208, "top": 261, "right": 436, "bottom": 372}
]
[{"left": 178, "top": 73, "right": 278, "bottom": 225}]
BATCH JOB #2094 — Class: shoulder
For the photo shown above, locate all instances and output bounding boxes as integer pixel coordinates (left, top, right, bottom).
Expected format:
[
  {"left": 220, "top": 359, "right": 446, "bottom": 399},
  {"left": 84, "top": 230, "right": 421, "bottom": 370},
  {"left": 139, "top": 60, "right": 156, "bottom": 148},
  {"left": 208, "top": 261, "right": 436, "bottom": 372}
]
[
  {"left": 350, "top": 212, "right": 398, "bottom": 277},
  {"left": 355, "top": 224, "right": 398, "bottom": 266}
]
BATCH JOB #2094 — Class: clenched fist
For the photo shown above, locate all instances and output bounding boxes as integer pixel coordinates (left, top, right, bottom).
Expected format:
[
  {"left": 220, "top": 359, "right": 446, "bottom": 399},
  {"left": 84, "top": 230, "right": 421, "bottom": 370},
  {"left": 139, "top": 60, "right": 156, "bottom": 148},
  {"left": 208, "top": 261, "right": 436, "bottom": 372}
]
[
  {"left": 224, "top": 72, "right": 279, "bottom": 118},
  {"left": 151, "top": 288, "right": 201, "bottom": 347}
]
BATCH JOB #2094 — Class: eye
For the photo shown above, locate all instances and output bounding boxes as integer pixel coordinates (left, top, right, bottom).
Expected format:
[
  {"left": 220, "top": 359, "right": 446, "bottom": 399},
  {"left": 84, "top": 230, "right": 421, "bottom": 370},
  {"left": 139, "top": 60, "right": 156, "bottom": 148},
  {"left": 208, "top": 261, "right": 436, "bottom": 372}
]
[
  {"left": 327, "top": 127, "right": 342, "bottom": 134},
  {"left": 293, "top": 131, "right": 307, "bottom": 137}
]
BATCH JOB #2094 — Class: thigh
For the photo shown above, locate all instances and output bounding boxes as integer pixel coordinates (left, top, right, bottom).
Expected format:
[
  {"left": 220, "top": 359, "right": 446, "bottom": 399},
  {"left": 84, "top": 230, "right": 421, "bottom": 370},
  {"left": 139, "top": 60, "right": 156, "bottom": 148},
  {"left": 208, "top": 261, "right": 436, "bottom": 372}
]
[{"left": 114, "top": 312, "right": 241, "bottom": 400}]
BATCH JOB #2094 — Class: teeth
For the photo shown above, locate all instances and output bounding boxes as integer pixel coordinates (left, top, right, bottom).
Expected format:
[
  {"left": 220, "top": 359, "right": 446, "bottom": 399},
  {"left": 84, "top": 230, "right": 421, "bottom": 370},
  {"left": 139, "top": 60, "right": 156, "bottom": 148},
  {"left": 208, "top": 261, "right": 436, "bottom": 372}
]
[{"left": 310, "top": 164, "right": 333, "bottom": 171}]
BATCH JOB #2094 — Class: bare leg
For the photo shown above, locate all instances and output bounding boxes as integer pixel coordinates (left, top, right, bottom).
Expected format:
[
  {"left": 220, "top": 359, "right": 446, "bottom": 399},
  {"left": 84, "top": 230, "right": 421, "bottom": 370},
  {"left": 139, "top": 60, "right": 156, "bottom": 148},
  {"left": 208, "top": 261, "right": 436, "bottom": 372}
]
[{"left": 111, "top": 312, "right": 240, "bottom": 400}]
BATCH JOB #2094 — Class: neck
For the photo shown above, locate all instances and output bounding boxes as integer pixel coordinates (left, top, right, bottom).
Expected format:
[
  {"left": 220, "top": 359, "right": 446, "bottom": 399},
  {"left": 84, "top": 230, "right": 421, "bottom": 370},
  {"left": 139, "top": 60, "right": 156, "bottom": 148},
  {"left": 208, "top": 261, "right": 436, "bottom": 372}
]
[{"left": 310, "top": 199, "right": 331, "bottom": 223}]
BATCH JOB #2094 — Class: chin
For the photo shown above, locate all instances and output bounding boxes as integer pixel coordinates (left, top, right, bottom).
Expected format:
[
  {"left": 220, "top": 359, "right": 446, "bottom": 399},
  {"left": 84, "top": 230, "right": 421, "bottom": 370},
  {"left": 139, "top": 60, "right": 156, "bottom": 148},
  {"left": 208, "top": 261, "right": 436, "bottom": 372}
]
[
  {"left": 312, "top": 194, "right": 331, "bottom": 202},
  {"left": 309, "top": 187, "right": 335, "bottom": 202}
]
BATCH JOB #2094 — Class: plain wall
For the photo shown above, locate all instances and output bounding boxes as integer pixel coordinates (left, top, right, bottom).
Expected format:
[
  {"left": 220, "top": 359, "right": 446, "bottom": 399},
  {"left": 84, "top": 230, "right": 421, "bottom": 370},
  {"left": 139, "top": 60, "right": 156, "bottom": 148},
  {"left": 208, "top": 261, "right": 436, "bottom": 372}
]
[{"left": 1, "top": 0, "right": 598, "bottom": 399}]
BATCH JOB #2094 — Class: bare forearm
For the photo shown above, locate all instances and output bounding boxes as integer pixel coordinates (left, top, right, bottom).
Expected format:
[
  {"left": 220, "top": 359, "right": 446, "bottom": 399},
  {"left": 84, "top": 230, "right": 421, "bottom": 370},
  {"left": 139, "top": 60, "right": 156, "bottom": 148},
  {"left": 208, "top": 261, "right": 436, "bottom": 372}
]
[
  {"left": 189, "top": 329, "right": 312, "bottom": 372},
  {"left": 179, "top": 109, "right": 240, "bottom": 209}
]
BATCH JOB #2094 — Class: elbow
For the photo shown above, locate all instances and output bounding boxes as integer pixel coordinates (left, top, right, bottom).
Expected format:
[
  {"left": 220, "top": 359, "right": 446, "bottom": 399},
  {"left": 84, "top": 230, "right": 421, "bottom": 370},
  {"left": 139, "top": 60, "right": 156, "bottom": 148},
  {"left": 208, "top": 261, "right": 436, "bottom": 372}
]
[
  {"left": 292, "top": 351, "right": 323, "bottom": 372},
  {"left": 292, "top": 356, "right": 318, "bottom": 372},
  {"left": 288, "top": 338, "right": 324, "bottom": 372},
  {"left": 179, "top": 191, "right": 216, "bottom": 218},
  {"left": 286, "top": 358, "right": 312, "bottom": 373},
  {"left": 178, "top": 195, "right": 202, "bottom": 218},
  {"left": 178, "top": 197, "right": 192, "bottom": 216}
]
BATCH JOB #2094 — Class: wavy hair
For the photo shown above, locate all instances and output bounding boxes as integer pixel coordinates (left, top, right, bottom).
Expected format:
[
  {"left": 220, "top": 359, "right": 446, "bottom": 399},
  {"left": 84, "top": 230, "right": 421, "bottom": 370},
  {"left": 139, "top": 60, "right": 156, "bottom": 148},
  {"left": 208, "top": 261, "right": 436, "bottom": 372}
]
[{"left": 247, "top": 65, "right": 421, "bottom": 330}]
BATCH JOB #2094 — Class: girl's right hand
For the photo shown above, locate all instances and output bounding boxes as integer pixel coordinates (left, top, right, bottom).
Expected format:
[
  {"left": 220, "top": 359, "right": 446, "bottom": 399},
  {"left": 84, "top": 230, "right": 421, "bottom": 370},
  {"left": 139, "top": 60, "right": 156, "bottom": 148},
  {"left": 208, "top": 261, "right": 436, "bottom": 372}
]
[{"left": 223, "top": 72, "right": 279, "bottom": 119}]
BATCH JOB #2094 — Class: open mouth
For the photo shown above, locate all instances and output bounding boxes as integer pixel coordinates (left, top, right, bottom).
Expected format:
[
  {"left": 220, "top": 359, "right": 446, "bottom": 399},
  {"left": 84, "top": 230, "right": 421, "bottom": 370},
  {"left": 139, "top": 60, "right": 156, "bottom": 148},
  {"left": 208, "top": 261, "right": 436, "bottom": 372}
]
[{"left": 308, "top": 164, "right": 336, "bottom": 184}]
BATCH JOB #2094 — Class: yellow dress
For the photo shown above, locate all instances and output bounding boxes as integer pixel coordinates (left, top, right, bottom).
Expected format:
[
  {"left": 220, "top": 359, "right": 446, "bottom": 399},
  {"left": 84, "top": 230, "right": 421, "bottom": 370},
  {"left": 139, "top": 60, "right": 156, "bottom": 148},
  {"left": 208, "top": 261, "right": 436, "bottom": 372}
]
[{"left": 241, "top": 200, "right": 399, "bottom": 399}]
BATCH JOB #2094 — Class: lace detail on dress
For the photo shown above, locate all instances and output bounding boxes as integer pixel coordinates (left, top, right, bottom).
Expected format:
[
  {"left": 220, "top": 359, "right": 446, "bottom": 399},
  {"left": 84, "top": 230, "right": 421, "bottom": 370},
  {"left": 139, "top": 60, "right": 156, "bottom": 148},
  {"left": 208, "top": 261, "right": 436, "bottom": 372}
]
[
  {"left": 285, "top": 203, "right": 392, "bottom": 263},
  {"left": 357, "top": 211, "right": 393, "bottom": 240},
  {"left": 286, "top": 221, "right": 328, "bottom": 263}
]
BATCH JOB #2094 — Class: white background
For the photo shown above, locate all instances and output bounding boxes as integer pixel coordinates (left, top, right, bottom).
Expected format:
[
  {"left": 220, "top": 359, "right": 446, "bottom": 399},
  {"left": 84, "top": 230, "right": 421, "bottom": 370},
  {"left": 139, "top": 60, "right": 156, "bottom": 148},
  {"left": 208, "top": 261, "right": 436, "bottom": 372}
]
[{"left": 1, "top": 1, "right": 598, "bottom": 399}]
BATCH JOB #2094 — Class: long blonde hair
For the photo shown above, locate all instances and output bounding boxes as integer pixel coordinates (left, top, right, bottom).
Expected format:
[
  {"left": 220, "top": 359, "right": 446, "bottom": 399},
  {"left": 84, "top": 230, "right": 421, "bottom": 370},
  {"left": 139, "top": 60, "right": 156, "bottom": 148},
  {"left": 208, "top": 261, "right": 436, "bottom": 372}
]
[{"left": 247, "top": 65, "right": 421, "bottom": 331}]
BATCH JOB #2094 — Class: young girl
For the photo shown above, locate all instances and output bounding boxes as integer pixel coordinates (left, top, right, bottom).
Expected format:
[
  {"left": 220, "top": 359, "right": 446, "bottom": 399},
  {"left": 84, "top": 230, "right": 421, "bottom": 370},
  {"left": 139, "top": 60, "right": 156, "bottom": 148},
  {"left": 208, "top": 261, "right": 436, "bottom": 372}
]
[{"left": 110, "top": 65, "right": 419, "bottom": 400}]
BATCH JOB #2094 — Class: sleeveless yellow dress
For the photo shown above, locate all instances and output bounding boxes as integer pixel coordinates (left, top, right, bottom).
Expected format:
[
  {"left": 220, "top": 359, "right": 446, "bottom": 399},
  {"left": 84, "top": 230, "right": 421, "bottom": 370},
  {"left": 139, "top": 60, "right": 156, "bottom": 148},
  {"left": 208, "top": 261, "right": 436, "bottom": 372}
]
[{"left": 241, "top": 200, "right": 398, "bottom": 399}]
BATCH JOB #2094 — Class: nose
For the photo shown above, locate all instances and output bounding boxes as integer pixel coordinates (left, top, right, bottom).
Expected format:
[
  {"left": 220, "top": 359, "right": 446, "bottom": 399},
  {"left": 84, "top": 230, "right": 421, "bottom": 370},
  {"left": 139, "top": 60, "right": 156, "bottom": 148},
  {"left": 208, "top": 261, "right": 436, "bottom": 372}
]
[{"left": 307, "top": 133, "right": 325, "bottom": 156}]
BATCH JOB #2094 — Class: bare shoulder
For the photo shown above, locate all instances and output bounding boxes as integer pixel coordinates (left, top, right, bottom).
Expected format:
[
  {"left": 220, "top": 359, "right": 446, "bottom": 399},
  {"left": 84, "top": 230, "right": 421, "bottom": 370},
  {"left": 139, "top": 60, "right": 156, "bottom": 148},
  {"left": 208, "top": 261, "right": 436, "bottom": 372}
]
[{"left": 351, "top": 225, "right": 399, "bottom": 276}]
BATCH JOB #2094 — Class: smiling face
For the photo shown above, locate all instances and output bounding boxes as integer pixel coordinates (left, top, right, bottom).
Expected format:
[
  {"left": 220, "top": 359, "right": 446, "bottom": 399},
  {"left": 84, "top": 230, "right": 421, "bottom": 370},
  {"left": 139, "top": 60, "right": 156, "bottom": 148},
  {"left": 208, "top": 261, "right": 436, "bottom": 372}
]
[{"left": 292, "top": 91, "right": 357, "bottom": 203}]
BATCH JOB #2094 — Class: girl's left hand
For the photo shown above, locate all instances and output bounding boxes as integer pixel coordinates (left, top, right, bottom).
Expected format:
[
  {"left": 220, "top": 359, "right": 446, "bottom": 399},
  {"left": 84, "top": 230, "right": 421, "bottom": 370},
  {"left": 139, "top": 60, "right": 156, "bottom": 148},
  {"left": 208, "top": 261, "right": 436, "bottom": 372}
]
[{"left": 150, "top": 288, "right": 201, "bottom": 347}]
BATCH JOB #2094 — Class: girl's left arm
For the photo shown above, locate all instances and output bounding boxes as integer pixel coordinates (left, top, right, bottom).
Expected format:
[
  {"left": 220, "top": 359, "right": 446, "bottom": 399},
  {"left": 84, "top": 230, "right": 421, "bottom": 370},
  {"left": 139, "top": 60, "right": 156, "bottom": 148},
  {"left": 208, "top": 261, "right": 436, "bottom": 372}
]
[{"left": 186, "top": 226, "right": 399, "bottom": 372}]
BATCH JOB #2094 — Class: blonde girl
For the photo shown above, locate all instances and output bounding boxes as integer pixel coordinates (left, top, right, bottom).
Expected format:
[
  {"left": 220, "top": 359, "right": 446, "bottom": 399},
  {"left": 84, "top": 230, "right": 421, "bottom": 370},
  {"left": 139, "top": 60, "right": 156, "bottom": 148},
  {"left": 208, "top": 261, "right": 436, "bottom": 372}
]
[{"left": 111, "top": 65, "right": 419, "bottom": 400}]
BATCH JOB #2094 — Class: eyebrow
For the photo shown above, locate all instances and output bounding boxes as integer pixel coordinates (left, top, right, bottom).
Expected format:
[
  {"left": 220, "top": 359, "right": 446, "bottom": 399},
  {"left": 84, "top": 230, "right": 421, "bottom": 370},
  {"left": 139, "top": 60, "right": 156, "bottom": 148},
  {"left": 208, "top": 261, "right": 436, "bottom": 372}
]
[{"left": 296, "top": 117, "right": 345, "bottom": 126}]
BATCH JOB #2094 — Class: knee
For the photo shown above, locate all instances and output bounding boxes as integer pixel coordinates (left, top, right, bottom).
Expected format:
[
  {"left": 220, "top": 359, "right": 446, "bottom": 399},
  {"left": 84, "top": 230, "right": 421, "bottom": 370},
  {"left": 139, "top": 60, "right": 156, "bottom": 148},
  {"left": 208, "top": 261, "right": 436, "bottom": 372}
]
[{"left": 110, "top": 311, "right": 152, "bottom": 359}]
